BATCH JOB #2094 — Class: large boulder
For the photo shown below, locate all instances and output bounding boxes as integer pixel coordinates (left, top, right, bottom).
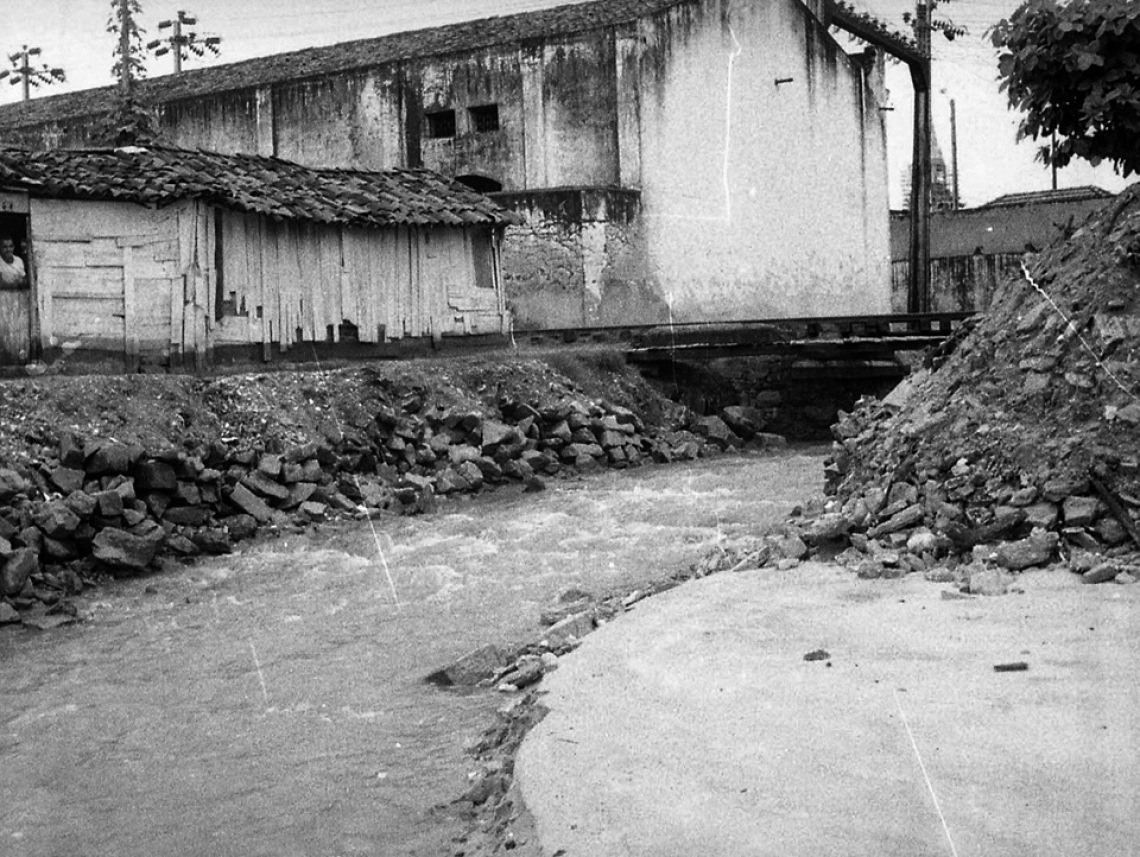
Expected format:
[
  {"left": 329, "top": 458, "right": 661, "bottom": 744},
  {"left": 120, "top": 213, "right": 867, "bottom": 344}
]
[
  {"left": 92, "top": 528, "right": 159, "bottom": 572},
  {"left": 692, "top": 416, "right": 741, "bottom": 450},
  {"left": 0, "top": 468, "right": 32, "bottom": 503},
  {"left": 227, "top": 483, "right": 273, "bottom": 523},
  {"left": 33, "top": 501, "right": 81, "bottom": 540},
  {"left": 135, "top": 460, "right": 178, "bottom": 492},
  {"left": 720, "top": 405, "right": 767, "bottom": 439},
  {"left": 49, "top": 466, "right": 86, "bottom": 494},
  {"left": 994, "top": 529, "right": 1060, "bottom": 571},
  {"left": 425, "top": 643, "right": 514, "bottom": 686},
  {"left": 1, "top": 548, "right": 38, "bottom": 596},
  {"left": 85, "top": 441, "right": 138, "bottom": 475}
]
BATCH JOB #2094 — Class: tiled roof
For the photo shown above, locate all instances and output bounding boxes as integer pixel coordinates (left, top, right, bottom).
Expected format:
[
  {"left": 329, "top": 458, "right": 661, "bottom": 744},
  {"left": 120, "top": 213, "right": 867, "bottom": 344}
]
[
  {"left": 0, "top": 0, "right": 688, "bottom": 130},
  {"left": 980, "top": 186, "right": 1115, "bottom": 209},
  {"left": 0, "top": 146, "right": 518, "bottom": 227}
]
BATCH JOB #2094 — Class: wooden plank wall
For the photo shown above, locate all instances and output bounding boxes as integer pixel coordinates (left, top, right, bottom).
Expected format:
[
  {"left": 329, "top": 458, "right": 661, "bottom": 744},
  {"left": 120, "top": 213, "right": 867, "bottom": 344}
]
[
  {"left": 214, "top": 211, "right": 505, "bottom": 350},
  {"left": 28, "top": 197, "right": 505, "bottom": 370},
  {"left": 29, "top": 198, "right": 183, "bottom": 368}
]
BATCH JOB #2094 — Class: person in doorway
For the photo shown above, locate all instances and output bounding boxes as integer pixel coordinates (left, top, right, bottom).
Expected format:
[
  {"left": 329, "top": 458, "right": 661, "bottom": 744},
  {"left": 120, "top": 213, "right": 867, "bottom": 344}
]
[
  {"left": 0, "top": 236, "right": 27, "bottom": 289},
  {"left": 0, "top": 235, "right": 30, "bottom": 363}
]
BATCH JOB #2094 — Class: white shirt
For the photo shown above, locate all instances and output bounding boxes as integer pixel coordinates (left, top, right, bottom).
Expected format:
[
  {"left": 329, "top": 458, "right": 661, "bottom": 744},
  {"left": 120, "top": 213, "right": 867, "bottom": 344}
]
[{"left": 0, "top": 254, "right": 25, "bottom": 288}]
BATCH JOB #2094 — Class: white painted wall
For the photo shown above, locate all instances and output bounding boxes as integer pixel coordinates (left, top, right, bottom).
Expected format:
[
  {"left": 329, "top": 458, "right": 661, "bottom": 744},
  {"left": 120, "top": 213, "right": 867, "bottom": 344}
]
[{"left": 636, "top": 0, "right": 891, "bottom": 320}]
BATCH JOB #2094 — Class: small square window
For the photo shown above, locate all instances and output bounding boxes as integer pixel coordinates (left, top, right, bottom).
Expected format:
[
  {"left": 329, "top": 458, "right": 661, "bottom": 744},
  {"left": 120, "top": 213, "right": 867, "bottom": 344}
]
[
  {"left": 469, "top": 104, "right": 500, "bottom": 133},
  {"left": 426, "top": 110, "right": 456, "bottom": 139}
]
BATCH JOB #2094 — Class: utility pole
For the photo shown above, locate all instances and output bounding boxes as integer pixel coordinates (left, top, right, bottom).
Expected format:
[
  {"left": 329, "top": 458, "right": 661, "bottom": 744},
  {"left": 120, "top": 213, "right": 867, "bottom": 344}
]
[
  {"left": 0, "top": 45, "right": 66, "bottom": 101},
  {"left": 18, "top": 47, "right": 31, "bottom": 102},
  {"left": 148, "top": 10, "right": 222, "bottom": 74},
  {"left": 907, "top": 0, "right": 932, "bottom": 314},
  {"left": 950, "top": 97, "right": 960, "bottom": 210}
]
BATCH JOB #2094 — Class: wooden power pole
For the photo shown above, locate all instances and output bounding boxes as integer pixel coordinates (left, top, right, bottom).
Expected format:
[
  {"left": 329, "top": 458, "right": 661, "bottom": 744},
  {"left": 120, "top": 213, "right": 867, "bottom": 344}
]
[
  {"left": 149, "top": 10, "right": 222, "bottom": 74},
  {"left": 907, "top": 0, "right": 932, "bottom": 314},
  {"left": 0, "top": 46, "right": 66, "bottom": 101}
]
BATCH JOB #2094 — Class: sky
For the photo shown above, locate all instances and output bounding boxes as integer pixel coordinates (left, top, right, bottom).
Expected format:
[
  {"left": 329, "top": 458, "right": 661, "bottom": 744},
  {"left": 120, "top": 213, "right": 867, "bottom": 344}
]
[{"left": 1, "top": 0, "right": 1133, "bottom": 208}]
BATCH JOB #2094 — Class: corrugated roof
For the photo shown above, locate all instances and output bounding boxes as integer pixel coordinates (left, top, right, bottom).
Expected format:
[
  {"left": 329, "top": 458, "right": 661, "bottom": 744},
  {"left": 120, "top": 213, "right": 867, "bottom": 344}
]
[
  {"left": 980, "top": 186, "right": 1115, "bottom": 209},
  {"left": 0, "top": 146, "right": 518, "bottom": 227},
  {"left": 0, "top": 0, "right": 689, "bottom": 130}
]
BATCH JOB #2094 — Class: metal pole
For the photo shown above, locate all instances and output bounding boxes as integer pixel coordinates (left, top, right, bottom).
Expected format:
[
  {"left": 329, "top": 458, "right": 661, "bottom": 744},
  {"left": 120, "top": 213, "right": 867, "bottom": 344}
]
[{"left": 950, "top": 97, "right": 959, "bottom": 210}]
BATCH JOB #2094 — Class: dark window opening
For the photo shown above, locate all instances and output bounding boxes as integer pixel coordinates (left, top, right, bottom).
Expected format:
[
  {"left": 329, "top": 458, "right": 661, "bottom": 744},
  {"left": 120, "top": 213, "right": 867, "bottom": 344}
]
[
  {"left": 425, "top": 110, "right": 456, "bottom": 139},
  {"left": 469, "top": 104, "right": 500, "bottom": 133},
  {"left": 456, "top": 174, "right": 503, "bottom": 194},
  {"left": 472, "top": 231, "right": 495, "bottom": 291}
]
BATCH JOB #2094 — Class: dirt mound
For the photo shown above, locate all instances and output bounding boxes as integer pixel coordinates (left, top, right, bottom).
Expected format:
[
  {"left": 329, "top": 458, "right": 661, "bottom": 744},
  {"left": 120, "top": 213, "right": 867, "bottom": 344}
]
[{"left": 821, "top": 183, "right": 1140, "bottom": 583}]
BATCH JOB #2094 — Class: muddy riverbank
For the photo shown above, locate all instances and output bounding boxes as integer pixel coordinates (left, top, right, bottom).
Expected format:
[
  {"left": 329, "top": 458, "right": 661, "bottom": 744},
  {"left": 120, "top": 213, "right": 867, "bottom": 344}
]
[{"left": 1, "top": 448, "right": 825, "bottom": 857}]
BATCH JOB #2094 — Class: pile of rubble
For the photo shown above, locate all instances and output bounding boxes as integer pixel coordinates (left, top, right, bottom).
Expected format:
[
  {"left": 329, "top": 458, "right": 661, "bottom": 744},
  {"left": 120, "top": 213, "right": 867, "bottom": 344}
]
[
  {"left": 750, "top": 184, "right": 1140, "bottom": 591},
  {"left": 0, "top": 356, "right": 785, "bottom": 628}
]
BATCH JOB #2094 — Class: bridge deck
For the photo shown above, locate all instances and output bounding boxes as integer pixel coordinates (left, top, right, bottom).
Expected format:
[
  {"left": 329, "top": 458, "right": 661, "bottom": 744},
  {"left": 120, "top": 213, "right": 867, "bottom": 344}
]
[{"left": 517, "top": 312, "right": 974, "bottom": 362}]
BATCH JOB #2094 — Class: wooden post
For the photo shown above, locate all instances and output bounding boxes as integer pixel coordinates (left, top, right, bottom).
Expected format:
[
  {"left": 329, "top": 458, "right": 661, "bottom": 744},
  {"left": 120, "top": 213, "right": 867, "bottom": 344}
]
[{"left": 122, "top": 245, "right": 139, "bottom": 371}]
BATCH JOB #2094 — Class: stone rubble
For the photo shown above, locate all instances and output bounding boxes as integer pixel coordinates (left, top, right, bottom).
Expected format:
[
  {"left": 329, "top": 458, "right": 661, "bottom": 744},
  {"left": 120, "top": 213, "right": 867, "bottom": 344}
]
[
  {"left": 0, "top": 361, "right": 787, "bottom": 628},
  {"left": 736, "top": 183, "right": 1140, "bottom": 592}
]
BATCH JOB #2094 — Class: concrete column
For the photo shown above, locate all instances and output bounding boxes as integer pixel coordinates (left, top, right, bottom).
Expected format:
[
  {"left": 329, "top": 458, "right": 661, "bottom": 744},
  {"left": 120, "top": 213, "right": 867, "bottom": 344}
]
[{"left": 520, "top": 46, "right": 547, "bottom": 189}]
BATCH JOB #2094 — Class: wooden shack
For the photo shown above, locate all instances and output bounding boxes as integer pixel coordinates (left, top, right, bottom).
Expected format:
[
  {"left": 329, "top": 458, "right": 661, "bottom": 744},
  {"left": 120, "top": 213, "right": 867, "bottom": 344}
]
[{"left": 0, "top": 145, "right": 516, "bottom": 370}]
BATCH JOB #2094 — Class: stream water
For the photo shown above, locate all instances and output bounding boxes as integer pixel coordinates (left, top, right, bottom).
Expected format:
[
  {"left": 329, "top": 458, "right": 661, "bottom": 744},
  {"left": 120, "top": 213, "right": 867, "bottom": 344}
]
[{"left": 1, "top": 449, "right": 823, "bottom": 857}]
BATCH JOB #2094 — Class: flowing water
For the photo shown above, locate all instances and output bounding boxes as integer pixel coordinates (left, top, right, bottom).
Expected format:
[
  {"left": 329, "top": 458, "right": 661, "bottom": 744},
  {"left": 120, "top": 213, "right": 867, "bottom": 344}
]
[{"left": 0, "top": 449, "right": 824, "bottom": 857}]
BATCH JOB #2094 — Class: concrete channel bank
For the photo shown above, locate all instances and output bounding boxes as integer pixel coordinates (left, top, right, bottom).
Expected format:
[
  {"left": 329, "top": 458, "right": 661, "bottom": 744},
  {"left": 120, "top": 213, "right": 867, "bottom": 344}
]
[{"left": 516, "top": 562, "right": 1140, "bottom": 857}]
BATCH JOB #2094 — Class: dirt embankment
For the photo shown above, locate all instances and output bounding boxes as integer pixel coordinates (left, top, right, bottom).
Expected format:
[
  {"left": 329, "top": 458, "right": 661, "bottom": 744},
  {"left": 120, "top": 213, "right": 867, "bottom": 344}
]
[
  {"left": 742, "top": 183, "right": 1140, "bottom": 590},
  {"left": 0, "top": 349, "right": 788, "bottom": 629}
]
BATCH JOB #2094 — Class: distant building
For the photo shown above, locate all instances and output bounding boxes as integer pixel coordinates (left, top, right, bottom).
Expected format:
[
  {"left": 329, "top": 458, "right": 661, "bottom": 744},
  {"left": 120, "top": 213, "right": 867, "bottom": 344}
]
[
  {"left": 0, "top": 0, "right": 892, "bottom": 329},
  {"left": 889, "top": 186, "right": 1116, "bottom": 311},
  {"left": 900, "top": 127, "right": 957, "bottom": 212}
]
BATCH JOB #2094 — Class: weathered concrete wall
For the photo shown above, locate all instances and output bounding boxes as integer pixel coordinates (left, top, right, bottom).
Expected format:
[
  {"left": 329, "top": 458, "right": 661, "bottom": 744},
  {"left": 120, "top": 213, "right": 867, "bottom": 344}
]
[
  {"left": 160, "top": 90, "right": 265, "bottom": 155},
  {"left": 891, "top": 253, "right": 1024, "bottom": 313},
  {"left": 0, "top": 0, "right": 890, "bottom": 330},
  {"left": 496, "top": 188, "right": 661, "bottom": 328},
  {"left": 414, "top": 49, "right": 526, "bottom": 189},
  {"left": 636, "top": 0, "right": 890, "bottom": 321},
  {"left": 889, "top": 196, "right": 1115, "bottom": 259}
]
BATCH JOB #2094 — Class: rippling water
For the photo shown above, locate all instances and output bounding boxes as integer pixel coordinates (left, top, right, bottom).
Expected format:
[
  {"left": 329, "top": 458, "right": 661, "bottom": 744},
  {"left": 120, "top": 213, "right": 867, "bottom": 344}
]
[{"left": 0, "top": 450, "right": 823, "bottom": 856}]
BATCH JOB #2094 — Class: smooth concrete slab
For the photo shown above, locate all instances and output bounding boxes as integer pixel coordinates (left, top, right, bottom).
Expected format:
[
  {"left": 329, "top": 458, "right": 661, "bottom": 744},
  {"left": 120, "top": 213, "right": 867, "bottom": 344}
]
[{"left": 516, "top": 563, "right": 1140, "bottom": 856}]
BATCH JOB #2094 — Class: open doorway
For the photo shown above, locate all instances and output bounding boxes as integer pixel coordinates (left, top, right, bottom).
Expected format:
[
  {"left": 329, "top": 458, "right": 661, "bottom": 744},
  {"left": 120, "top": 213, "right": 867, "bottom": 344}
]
[{"left": 0, "top": 207, "right": 32, "bottom": 364}]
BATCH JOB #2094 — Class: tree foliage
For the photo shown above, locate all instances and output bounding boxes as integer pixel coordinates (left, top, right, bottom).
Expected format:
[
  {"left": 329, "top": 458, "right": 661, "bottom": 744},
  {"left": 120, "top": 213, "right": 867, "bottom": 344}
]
[
  {"left": 100, "top": 0, "right": 157, "bottom": 146},
  {"left": 991, "top": 0, "right": 1140, "bottom": 176},
  {"left": 108, "top": 0, "right": 148, "bottom": 88}
]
